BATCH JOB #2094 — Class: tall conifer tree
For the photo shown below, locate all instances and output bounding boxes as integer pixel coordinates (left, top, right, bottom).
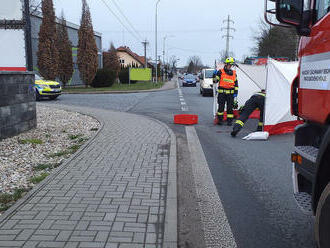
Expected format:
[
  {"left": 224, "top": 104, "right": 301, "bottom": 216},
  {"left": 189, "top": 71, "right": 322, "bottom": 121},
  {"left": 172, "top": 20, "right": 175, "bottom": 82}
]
[
  {"left": 37, "top": 0, "right": 58, "bottom": 80},
  {"left": 77, "top": 0, "right": 98, "bottom": 87}
]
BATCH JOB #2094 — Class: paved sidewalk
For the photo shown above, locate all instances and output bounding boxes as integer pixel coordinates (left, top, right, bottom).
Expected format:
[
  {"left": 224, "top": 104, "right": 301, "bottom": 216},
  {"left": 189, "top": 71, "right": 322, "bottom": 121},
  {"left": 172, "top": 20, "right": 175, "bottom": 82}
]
[{"left": 0, "top": 106, "right": 177, "bottom": 248}]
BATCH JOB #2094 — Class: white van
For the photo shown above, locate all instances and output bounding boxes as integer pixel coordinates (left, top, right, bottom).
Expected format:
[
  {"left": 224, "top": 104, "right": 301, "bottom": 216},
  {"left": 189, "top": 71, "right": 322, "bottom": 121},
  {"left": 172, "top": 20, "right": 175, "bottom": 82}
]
[{"left": 200, "top": 69, "right": 214, "bottom": 96}]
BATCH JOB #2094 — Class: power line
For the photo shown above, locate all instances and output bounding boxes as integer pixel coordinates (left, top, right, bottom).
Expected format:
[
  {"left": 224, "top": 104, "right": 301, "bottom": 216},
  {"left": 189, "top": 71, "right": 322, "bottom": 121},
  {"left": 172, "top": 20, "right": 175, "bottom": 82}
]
[
  {"left": 99, "top": 0, "right": 141, "bottom": 42},
  {"left": 168, "top": 46, "right": 218, "bottom": 55},
  {"left": 108, "top": 0, "right": 143, "bottom": 40}
]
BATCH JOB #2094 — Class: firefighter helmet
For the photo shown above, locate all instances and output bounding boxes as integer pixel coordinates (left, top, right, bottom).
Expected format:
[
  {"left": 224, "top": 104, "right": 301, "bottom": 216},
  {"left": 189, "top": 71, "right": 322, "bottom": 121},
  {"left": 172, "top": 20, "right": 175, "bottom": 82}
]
[{"left": 225, "top": 57, "right": 235, "bottom": 65}]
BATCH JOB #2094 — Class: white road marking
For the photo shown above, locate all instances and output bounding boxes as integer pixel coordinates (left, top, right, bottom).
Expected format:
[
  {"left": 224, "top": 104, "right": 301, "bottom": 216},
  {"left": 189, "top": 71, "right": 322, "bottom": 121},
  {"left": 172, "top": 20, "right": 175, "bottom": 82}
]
[
  {"left": 181, "top": 106, "right": 188, "bottom": 111},
  {"left": 177, "top": 79, "right": 189, "bottom": 112},
  {"left": 186, "top": 126, "right": 237, "bottom": 248}
]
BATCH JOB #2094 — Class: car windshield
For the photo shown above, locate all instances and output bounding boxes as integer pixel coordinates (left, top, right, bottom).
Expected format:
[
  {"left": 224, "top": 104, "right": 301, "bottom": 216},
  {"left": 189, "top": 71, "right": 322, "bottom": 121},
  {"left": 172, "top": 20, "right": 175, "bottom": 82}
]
[
  {"left": 205, "top": 70, "right": 214, "bottom": 78},
  {"left": 184, "top": 74, "right": 195, "bottom": 80}
]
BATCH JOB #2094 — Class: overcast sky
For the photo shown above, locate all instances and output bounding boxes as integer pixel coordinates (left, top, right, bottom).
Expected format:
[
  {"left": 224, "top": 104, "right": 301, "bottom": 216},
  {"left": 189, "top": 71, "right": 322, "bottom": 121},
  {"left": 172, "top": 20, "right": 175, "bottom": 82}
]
[{"left": 52, "top": 0, "right": 264, "bottom": 67}]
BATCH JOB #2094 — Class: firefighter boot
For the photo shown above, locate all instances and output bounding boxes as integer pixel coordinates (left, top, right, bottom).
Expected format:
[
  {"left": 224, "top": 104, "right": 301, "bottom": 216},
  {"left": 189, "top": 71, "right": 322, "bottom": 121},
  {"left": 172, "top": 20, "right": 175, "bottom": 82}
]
[
  {"left": 256, "top": 122, "right": 263, "bottom": 131},
  {"left": 231, "top": 123, "right": 242, "bottom": 137},
  {"left": 217, "top": 115, "right": 223, "bottom": 125}
]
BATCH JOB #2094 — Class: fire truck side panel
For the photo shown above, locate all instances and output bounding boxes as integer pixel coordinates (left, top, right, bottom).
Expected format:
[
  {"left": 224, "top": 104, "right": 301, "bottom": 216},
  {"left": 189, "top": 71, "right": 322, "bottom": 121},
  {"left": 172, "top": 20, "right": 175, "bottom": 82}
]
[
  {"left": 298, "top": 12, "right": 330, "bottom": 124},
  {"left": 299, "top": 89, "right": 330, "bottom": 123}
]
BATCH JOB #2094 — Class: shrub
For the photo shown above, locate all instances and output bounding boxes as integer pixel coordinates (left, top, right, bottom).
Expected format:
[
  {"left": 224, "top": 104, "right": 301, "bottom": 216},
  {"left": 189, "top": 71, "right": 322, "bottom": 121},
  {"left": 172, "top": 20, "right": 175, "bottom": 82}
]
[
  {"left": 119, "top": 68, "right": 129, "bottom": 84},
  {"left": 91, "top": 68, "right": 116, "bottom": 88},
  {"left": 118, "top": 68, "right": 137, "bottom": 84}
]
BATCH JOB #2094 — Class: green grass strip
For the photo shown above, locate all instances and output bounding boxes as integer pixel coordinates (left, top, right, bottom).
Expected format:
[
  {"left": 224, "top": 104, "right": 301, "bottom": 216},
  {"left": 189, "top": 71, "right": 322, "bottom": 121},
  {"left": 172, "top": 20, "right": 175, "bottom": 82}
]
[
  {"left": 63, "top": 81, "right": 164, "bottom": 93},
  {"left": 30, "top": 173, "right": 49, "bottom": 184}
]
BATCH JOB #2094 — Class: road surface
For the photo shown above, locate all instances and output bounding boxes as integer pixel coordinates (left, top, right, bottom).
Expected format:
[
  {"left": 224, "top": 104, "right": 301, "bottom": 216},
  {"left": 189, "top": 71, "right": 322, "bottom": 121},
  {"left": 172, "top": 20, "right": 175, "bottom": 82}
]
[{"left": 49, "top": 81, "right": 315, "bottom": 247}]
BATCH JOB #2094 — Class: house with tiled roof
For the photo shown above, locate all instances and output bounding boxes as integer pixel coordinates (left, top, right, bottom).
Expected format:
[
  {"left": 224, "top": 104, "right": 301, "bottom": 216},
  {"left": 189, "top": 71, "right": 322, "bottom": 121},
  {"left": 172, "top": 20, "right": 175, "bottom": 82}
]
[{"left": 117, "top": 46, "right": 153, "bottom": 68}]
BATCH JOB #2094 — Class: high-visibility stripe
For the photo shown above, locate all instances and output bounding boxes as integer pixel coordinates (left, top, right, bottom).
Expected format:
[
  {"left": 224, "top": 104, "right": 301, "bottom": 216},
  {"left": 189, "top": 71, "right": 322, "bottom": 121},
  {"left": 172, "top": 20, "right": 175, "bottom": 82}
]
[
  {"left": 217, "top": 89, "right": 234, "bottom": 94},
  {"left": 258, "top": 122, "right": 263, "bottom": 126},
  {"left": 217, "top": 112, "right": 224, "bottom": 116},
  {"left": 255, "top": 92, "right": 266, "bottom": 97},
  {"left": 227, "top": 114, "right": 234, "bottom": 118},
  {"left": 235, "top": 87, "right": 239, "bottom": 90},
  {"left": 235, "top": 120, "right": 244, "bottom": 126}
]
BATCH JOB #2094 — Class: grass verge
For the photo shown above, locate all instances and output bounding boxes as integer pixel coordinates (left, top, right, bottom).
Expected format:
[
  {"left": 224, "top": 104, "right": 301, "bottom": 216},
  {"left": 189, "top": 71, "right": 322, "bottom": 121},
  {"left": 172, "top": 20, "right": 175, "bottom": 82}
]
[
  {"left": 0, "top": 188, "right": 30, "bottom": 212},
  {"left": 63, "top": 81, "right": 165, "bottom": 93},
  {"left": 19, "top": 138, "right": 43, "bottom": 145},
  {"left": 30, "top": 173, "right": 49, "bottom": 184}
]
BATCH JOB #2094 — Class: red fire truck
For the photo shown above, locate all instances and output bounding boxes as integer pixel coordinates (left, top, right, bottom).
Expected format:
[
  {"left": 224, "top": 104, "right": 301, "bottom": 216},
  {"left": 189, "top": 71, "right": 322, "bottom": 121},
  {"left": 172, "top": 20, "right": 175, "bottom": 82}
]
[{"left": 265, "top": 0, "right": 330, "bottom": 247}]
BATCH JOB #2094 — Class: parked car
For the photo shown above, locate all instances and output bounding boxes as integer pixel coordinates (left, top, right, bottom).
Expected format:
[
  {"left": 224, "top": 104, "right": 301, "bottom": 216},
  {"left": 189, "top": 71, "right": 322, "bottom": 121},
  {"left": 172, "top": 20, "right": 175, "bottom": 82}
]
[
  {"left": 182, "top": 74, "right": 197, "bottom": 87},
  {"left": 34, "top": 75, "right": 62, "bottom": 100},
  {"left": 200, "top": 69, "right": 214, "bottom": 96}
]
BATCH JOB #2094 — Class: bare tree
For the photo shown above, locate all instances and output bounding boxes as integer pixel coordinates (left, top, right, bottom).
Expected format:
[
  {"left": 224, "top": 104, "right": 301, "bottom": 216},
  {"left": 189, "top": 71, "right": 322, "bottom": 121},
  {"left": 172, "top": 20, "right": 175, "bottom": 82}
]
[
  {"left": 169, "top": 55, "right": 178, "bottom": 72},
  {"left": 187, "top": 56, "right": 203, "bottom": 73},
  {"left": 37, "top": 0, "right": 58, "bottom": 80},
  {"left": 77, "top": 0, "right": 98, "bottom": 87},
  {"left": 57, "top": 12, "right": 73, "bottom": 87},
  {"left": 253, "top": 19, "right": 298, "bottom": 60}
]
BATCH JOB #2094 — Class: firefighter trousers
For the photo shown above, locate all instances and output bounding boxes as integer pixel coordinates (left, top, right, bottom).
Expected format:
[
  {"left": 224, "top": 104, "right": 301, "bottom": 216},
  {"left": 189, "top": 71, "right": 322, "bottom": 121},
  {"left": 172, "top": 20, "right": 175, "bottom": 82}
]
[
  {"left": 217, "top": 93, "right": 234, "bottom": 123},
  {"left": 233, "top": 95, "right": 264, "bottom": 133}
]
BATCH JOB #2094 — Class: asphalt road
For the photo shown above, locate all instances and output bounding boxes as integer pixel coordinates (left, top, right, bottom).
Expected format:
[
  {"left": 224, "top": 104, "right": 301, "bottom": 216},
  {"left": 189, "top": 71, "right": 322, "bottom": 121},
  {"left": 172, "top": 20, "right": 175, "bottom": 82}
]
[{"left": 49, "top": 82, "right": 315, "bottom": 247}]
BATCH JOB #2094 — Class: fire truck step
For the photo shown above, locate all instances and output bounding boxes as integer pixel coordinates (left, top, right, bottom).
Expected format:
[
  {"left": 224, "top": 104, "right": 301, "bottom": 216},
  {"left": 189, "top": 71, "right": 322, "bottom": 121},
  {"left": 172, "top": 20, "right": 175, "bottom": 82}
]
[
  {"left": 294, "top": 192, "right": 313, "bottom": 213},
  {"left": 295, "top": 146, "right": 319, "bottom": 163}
]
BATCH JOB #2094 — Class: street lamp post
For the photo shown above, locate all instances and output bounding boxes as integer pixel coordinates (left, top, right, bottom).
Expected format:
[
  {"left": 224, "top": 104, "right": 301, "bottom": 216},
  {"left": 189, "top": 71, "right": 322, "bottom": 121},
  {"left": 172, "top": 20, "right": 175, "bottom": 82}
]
[
  {"left": 155, "top": 0, "right": 160, "bottom": 84},
  {"left": 162, "top": 35, "right": 174, "bottom": 81}
]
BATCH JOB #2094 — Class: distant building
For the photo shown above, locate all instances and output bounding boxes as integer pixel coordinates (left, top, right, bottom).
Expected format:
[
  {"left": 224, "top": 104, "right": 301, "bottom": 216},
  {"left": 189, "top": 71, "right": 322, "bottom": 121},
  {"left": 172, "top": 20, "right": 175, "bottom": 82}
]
[
  {"left": 30, "top": 11, "right": 103, "bottom": 86},
  {"left": 244, "top": 57, "right": 289, "bottom": 65},
  {"left": 116, "top": 46, "right": 153, "bottom": 68}
]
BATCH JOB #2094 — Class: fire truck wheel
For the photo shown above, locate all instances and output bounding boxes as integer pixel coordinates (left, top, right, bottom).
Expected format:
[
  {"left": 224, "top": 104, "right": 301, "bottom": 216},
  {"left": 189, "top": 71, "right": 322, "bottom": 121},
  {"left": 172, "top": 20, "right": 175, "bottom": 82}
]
[{"left": 315, "top": 182, "right": 330, "bottom": 248}]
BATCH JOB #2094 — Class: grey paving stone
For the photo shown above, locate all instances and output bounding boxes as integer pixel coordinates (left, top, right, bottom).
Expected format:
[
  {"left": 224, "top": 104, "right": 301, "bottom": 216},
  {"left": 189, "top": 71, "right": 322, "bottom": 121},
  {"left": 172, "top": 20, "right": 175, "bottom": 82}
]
[
  {"left": 0, "top": 107, "right": 172, "bottom": 247},
  {"left": 29, "top": 235, "right": 56, "bottom": 241},
  {"left": 0, "top": 241, "right": 25, "bottom": 247},
  {"left": 22, "top": 241, "right": 39, "bottom": 248},
  {"left": 37, "top": 241, "right": 66, "bottom": 247},
  {"left": 78, "top": 242, "right": 106, "bottom": 248},
  {"left": 55, "top": 231, "right": 73, "bottom": 241},
  {"left": 0, "top": 235, "right": 16, "bottom": 241},
  {"left": 63, "top": 242, "right": 79, "bottom": 248},
  {"left": 95, "top": 231, "right": 109, "bottom": 242},
  {"left": 15, "top": 229, "right": 35, "bottom": 241}
]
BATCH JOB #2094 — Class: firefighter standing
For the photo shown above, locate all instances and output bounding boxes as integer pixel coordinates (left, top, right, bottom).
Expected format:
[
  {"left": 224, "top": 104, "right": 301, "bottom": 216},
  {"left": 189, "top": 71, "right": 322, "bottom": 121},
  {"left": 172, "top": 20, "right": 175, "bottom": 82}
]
[
  {"left": 231, "top": 90, "right": 266, "bottom": 137},
  {"left": 216, "top": 57, "right": 238, "bottom": 126}
]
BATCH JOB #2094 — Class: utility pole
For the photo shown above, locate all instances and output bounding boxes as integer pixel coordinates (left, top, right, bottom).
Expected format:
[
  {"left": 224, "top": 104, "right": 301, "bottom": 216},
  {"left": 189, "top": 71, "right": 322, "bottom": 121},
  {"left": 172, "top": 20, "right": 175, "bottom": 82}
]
[
  {"left": 221, "top": 15, "right": 235, "bottom": 59},
  {"left": 24, "top": 0, "right": 33, "bottom": 71},
  {"left": 142, "top": 40, "right": 149, "bottom": 68},
  {"left": 155, "top": 0, "right": 160, "bottom": 84}
]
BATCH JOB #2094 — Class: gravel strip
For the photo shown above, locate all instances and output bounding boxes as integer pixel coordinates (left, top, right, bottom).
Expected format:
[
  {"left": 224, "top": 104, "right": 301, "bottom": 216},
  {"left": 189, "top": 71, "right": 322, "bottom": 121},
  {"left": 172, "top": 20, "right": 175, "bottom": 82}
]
[{"left": 0, "top": 104, "right": 100, "bottom": 197}]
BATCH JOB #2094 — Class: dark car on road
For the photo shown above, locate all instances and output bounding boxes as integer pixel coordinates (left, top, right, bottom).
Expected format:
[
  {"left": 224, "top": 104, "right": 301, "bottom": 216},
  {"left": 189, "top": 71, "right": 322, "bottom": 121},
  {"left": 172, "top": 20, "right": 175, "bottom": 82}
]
[{"left": 182, "top": 74, "right": 197, "bottom": 87}]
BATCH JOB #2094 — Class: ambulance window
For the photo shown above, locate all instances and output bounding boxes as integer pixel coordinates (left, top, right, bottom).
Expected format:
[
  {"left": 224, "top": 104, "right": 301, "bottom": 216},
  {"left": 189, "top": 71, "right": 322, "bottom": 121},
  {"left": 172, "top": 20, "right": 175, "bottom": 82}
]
[{"left": 316, "top": 0, "right": 330, "bottom": 20}]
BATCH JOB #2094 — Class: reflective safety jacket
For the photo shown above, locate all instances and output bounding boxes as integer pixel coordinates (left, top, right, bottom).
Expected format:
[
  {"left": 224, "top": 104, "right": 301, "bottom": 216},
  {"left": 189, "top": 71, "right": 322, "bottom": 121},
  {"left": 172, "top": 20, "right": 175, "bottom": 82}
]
[
  {"left": 219, "top": 69, "right": 236, "bottom": 89},
  {"left": 216, "top": 68, "right": 238, "bottom": 95}
]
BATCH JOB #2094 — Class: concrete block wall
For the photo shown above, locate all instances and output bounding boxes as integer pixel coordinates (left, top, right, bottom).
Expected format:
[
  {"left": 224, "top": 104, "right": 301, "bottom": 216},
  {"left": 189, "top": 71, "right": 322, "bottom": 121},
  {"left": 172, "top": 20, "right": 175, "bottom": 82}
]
[{"left": 0, "top": 72, "right": 36, "bottom": 140}]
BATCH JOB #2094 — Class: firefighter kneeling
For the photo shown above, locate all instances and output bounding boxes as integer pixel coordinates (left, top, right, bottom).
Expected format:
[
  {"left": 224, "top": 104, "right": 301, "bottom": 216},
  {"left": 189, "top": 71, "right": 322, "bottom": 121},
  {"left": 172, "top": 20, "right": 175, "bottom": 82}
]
[
  {"left": 216, "top": 57, "right": 238, "bottom": 126},
  {"left": 231, "top": 90, "right": 266, "bottom": 137}
]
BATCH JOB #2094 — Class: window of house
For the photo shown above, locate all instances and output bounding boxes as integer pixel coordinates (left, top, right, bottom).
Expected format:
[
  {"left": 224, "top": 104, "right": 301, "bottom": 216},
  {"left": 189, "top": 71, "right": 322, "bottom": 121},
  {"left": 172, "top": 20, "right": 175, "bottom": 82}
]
[
  {"left": 120, "top": 59, "right": 125, "bottom": 64},
  {"left": 316, "top": 0, "right": 330, "bottom": 21}
]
